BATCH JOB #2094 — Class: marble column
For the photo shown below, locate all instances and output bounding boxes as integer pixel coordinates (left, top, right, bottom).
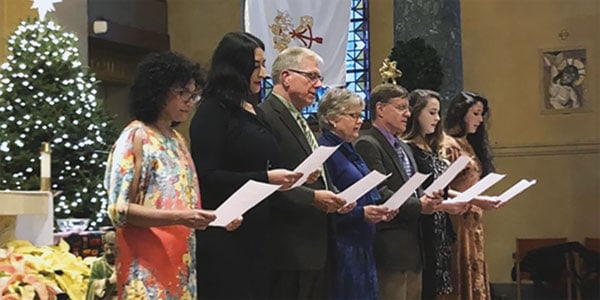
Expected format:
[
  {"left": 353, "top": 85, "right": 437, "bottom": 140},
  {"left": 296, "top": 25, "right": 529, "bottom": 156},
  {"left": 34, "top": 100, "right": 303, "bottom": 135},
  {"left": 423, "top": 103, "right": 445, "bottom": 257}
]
[{"left": 393, "top": 0, "right": 463, "bottom": 102}]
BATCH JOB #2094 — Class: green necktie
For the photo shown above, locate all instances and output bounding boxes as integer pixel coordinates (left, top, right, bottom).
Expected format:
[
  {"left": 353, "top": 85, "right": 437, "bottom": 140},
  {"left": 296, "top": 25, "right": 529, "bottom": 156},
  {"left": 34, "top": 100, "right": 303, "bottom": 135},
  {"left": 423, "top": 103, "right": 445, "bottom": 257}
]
[
  {"left": 296, "top": 114, "right": 328, "bottom": 190},
  {"left": 296, "top": 114, "right": 318, "bottom": 151}
]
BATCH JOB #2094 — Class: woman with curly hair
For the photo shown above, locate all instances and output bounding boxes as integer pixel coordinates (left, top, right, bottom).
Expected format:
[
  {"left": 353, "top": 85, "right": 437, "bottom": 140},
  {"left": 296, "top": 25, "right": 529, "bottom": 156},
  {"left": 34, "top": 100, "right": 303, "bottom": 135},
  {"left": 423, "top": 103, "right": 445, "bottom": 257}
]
[
  {"left": 104, "top": 51, "right": 241, "bottom": 300},
  {"left": 440, "top": 91, "right": 497, "bottom": 300}
]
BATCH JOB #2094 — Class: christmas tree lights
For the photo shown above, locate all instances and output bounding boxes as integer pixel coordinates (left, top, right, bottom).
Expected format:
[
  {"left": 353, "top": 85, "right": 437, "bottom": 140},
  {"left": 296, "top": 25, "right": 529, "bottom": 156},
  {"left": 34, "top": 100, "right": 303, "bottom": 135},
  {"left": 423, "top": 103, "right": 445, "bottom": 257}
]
[{"left": 0, "top": 19, "right": 118, "bottom": 229}]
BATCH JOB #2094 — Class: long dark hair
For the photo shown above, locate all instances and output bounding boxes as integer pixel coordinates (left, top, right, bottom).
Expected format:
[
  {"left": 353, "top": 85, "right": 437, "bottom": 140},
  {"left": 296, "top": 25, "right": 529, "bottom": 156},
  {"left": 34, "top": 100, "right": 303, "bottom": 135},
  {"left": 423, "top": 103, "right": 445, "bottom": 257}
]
[
  {"left": 203, "top": 32, "right": 265, "bottom": 111},
  {"left": 445, "top": 91, "right": 494, "bottom": 175},
  {"left": 403, "top": 89, "right": 443, "bottom": 152}
]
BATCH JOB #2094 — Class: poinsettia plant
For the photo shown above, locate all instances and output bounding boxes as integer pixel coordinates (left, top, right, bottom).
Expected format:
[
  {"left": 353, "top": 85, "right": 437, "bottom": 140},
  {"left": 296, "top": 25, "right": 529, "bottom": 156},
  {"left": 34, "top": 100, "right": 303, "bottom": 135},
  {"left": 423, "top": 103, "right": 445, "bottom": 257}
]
[{"left": 0, "top": 240, "right": 91, "bottom": 299}]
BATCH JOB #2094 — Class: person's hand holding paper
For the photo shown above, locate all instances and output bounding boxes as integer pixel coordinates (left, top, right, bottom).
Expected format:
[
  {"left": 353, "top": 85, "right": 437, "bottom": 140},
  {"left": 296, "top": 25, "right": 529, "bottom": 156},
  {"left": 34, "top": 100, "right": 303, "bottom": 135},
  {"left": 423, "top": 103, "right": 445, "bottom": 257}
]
[
  {"left": 381, "top": 172, "right": 430, "bottom": 210},
  {"left": 313, "top": 190, "right": 346, "bottom": 213},
  {"left": 444, "top": 173, "right": 506, "bottom": 204},
  {"left": 421, "top": 189, "right": 444, "bottom": 214},
  {"left": 337, "top": 201, "right": 357, "bottom": 214},
  {"left": 469, "top": 195, "right": 502, "bottom": 210},
  {"left": 291, "top": 145, "right": 339, "bottom": 188},
  {"left": 337, "top": 171, "right": 390, "bottom": 206},
  {"left": 363, "top": 205, "right": 391, "bottom": 223},
  {"left": 437, "top": 201, "right": 471, "bottom": 215},
  {"left": 330, "top": 170, "right": 400, "bottom": 220},
  {"left": 305, "top": 169, "right": 322, "bottom": 185},
  {"left": 180, "top": 209, "right": 216, "bottom": 230},
  {"left": 267, "top": 169, "right": 303, "bottom": 191},
  {"left": 450, "top": 178, "right": 536, "bottom": 210}
]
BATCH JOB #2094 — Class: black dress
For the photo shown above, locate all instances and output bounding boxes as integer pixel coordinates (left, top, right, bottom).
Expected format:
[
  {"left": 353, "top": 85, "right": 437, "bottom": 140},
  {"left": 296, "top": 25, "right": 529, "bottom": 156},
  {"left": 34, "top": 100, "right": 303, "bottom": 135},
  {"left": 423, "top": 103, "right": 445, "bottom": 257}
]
[
  {"left": 408, "top": 142, "right": 456, "bottom": 299},
  {"left": 189, "top": 97, "right": 278, "bottom": 299}
]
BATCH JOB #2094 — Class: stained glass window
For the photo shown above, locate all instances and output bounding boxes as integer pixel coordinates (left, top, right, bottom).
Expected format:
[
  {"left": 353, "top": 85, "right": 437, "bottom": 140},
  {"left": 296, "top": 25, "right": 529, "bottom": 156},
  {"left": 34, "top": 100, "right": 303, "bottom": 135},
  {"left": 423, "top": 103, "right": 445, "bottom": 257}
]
[{"left": 261, "top": 0, "right": 370, "bottom": 122}]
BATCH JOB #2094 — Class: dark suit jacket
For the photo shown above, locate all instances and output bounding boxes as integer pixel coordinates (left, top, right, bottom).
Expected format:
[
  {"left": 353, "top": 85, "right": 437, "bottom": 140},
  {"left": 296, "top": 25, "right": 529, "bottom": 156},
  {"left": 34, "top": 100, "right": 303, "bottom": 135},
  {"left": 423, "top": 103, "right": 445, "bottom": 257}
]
[
  {"left": 355, "top": 126, "right": 423, "bottom": 272},
  {"left": 257, "top": 93, "right": 331, "bottom": 270}
]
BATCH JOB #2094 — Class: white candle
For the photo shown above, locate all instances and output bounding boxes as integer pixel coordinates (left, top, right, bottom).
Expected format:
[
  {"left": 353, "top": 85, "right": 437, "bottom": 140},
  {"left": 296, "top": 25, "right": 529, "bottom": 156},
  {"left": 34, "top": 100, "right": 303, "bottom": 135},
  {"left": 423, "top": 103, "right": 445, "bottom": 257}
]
[
  {"left": 41, "top": 151, "right": 51, "bottom": 178},
  {"left": 40, "top": 142, "right": 51, "bottom": 180}
]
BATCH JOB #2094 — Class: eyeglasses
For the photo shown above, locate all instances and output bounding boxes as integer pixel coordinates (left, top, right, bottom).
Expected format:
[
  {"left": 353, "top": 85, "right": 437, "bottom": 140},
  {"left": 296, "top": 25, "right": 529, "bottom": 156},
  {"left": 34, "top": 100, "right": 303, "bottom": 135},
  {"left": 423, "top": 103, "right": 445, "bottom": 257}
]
[
  {"left": 171, "top": 89, "right": 202, "bottom": 105},
  {"left": 341, "top": 112, "right": 362, "bottom": 120},
  {"left": 287, "top": 68, "right": 324, "bottom": 83},
  {"left": 384, "top": 102, "right": 411, "bottom": 112}
]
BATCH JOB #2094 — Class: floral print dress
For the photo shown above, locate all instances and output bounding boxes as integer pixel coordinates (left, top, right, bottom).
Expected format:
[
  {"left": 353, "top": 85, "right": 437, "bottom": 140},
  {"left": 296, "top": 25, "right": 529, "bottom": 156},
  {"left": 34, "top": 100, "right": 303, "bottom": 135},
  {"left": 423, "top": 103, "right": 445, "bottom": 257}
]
[
  {"left": 441, "top": 135, "right": 491, "bottom": 300},
  {"left": 104, "top": 121, "right": 200, "bottom": 300}
]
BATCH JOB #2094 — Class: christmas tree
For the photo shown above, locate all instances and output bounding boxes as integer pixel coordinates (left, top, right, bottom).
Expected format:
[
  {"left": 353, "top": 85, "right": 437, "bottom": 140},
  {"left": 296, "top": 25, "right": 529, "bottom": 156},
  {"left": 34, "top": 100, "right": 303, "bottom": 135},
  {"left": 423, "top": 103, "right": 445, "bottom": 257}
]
[{"left": 0, "top": 19, "right": 119, "bottom": 229}]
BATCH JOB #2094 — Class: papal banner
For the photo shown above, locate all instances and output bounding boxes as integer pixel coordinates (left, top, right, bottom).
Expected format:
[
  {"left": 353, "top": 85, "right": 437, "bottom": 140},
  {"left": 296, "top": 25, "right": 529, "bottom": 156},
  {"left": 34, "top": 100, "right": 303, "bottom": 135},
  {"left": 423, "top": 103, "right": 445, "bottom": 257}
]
[{"left": 244, "top": 0, "right": 352, "bottom": 87}]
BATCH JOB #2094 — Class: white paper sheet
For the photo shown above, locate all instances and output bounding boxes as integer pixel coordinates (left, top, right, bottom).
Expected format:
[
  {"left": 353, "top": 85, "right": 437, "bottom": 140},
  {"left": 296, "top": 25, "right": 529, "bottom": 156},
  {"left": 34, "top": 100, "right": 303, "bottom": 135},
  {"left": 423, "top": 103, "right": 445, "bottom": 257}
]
[
  {"left": 338, "top": 171, "right": 390, "bottom": 205},
  {"left": 424, "top": 156, "right": 470, "bottom": 195},
  {"left": 444, "top": 173, "right": 506, "bottom": 204},
  {"left": 291, "top": 145, "right": 340, "bottom": 188},
  {"left": 474, "top": 195, "right": 499, "bottom": 202},
  {"left": 210, "top": 180, "right": 281, "bottom": 227},
  {"left": 381, "top": 172, "right": 430, "bottom": 210},
  {"left": 497, "top": 179, "right": 536, "bottom": 203}
]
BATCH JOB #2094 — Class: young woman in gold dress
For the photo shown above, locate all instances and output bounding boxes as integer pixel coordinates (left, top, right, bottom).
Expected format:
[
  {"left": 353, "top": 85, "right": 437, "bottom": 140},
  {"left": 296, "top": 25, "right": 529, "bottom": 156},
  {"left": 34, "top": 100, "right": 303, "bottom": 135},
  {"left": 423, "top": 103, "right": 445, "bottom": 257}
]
[{"left": 441, "top": 91, "right": 500, "bottom": 300}]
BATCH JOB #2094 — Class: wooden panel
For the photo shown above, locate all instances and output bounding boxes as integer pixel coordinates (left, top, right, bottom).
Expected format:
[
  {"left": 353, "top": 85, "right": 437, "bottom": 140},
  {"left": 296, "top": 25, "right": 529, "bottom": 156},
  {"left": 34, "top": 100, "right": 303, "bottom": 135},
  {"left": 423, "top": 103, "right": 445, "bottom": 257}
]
[
  {"left": 87, "top": 0, "right": 169, "bottom": 79},
  {"left": 89, "top": 20, "right": 169, "bottom": 52},
  {"left": 130, "top": 0, "right": 166, "bottom": 33},
  {"left": 88, "top": 37, "right": 144, "bottom": 84},
  {"left": 0, "top": 0, "right": 35, "bottom": 59},
  {"left": 88, "top": 0, "right": 167, "bottom": 33}
]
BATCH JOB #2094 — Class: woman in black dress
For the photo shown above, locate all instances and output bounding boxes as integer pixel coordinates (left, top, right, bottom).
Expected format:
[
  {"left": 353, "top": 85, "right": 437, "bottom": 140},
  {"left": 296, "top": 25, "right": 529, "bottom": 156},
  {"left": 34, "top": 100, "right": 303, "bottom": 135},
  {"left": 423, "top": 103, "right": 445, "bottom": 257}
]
[
  {"left": 189, "top": 32, "right": 301, "bottom": 300},
  {"left": 402, "top": 89, "right": 468, "bottom": 299}
]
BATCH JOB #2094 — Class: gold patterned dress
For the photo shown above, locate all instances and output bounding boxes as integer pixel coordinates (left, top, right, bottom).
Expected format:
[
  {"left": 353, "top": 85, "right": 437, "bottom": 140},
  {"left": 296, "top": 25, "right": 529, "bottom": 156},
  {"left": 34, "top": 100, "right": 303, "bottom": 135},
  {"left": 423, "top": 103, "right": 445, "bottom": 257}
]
[
  {"left": 104, "top": 121, "right": 200, "bottom": 300},
  {"left": 440, "top": 135, "right": 491, "bottom": 300}
]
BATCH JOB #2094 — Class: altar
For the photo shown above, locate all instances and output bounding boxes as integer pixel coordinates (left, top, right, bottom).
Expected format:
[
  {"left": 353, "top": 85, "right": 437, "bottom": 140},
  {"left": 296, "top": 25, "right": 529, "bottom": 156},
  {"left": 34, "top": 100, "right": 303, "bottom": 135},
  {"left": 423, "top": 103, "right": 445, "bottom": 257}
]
[{"left": 0, "top": 190, "right": 54, "bottom": 247}]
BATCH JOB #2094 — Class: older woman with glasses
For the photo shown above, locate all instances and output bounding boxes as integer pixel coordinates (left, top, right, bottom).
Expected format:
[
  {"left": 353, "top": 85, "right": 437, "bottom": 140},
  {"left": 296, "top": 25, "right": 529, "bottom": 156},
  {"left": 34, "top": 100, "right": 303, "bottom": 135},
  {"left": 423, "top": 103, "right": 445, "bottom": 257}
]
[
  {"left": 317, "top": 88, "right": 397, "bottom": 300},
  {"left": 104, "top": 51, "right": 242, "bottom": 299}
]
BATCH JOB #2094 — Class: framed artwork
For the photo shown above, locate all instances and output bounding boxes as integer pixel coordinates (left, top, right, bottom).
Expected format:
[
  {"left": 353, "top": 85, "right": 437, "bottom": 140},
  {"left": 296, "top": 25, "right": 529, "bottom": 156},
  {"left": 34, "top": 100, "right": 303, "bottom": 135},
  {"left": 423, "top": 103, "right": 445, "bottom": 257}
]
[{"left": 540, "top": 47, "right": 588, "bottom": 114}]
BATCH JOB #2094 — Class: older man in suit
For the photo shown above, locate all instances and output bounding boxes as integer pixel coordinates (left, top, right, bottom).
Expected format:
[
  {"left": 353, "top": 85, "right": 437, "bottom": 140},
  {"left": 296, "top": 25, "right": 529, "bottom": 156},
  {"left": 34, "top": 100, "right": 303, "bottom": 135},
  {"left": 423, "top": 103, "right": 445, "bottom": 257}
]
[
  {"left": 258, "top": 46, "right": 350, "bottom": 299},
  {"left": 355, "top": 84, "right": 443, "bottom": 300}
]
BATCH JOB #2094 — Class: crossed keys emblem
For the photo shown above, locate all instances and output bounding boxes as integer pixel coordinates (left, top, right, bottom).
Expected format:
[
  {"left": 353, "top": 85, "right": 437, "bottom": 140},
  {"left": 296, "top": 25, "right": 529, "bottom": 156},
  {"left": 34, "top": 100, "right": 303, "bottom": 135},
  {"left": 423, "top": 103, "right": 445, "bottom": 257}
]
[{"left": 269, "top": 10, "right": 323, "bottom": 52}]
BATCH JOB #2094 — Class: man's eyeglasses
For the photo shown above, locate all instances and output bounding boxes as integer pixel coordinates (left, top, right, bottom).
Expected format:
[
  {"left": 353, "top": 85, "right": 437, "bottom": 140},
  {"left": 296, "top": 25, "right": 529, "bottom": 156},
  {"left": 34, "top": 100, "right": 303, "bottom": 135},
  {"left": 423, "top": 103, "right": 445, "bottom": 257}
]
[
  {"left": 384, "top": 103, "right": 411, "bottom": 112},
  {"left": 287, "top": 68, "right": 324, "bottom": 83},
  {"left": 172, "top": 89, "right": 202, "bottom": 105}
]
